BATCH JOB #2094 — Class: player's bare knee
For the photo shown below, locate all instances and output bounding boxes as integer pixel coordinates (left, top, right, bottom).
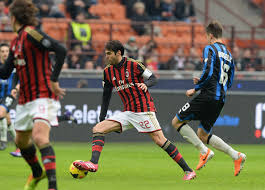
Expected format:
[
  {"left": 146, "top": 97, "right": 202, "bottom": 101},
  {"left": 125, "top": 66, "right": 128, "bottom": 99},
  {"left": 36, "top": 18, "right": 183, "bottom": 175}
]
[
  {"left": 32, "top": 134, "right": 49, "bottom": 147},
  {"left": 172, "top": 117, "right": 183, "bottom": 129},
  {"left": 92, "top": 123, "right": 105, "bottom": 134},
  {"left": 150, "top": 131, "right": 166, "bottom": 146}
]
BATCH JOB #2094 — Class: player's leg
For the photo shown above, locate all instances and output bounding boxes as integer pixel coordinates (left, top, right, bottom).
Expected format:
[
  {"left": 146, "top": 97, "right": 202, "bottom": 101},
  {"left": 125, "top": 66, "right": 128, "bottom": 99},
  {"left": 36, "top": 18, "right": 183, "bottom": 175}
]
[
  {"left": 57, "top": 110, "right": 77, "bottom": 124},
  {"left": 149, "top": 130, "right": 196, "bottom": 180},
  {"left": 0, "top": 106, "right": 8, "bottom": 150},
  {"left": 6, "top": 113, "right": 16, "bottom": 138},
  {"left": 172, "top": 99, "right": 209, "bottom": 155},
  {"left": 201, "top": 127, "right": 246, "bottom": 176},
  {"left": 16, "top": 130, "right": 46, "bottom": 190},
  {"left": 32, "top": 120, "right": 57, "bottom": 190},
  {"left": 74, "top": 120, "right": 121, "bottom": 172},
  {"left": 6, "top": 113, "right": 22, "bottom": 157}
]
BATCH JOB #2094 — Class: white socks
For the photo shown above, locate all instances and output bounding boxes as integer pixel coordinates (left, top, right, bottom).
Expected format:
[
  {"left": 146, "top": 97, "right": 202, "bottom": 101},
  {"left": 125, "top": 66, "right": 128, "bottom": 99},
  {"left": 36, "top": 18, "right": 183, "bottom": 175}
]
[
  {"left": 208, "top": 135, "right": 239, "bottom": 160},
  {"left": 179, "top": 124, "right": 208, "bottom": 154},
  {"left": 0, "top": 118, "right": 8, "bottom": 142}
]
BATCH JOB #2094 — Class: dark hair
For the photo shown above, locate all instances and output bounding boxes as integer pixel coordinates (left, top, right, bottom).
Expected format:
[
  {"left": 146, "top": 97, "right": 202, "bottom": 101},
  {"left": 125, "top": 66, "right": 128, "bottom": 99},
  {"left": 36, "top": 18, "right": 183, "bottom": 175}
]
[
  {"left": 9, "top": 0, "right": 39, "bottom": 26},
  {"left": 206, "top": 20, "right": 223, "bottom": 38},
  {"left": 105, "top": 40, "right": 124, "bottom": 56},
  {"left": 0, "top": 43, "right": 9, "bottom": 49}
]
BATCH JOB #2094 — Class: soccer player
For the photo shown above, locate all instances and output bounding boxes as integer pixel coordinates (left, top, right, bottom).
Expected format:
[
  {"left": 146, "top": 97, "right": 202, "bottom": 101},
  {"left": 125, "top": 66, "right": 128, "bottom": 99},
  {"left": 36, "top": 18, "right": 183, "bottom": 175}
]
[
  {"left": 0, "top": 0, "right": 66, "bottom": 190},
  {"left": 171, "top": 21, "right": 246, "bottom": 176},
  {"left": 0, "top": 43, "right": 20, "bottom": 156},
  {"left": 74, "top": 40, "right": 196, "bottom": 181}
]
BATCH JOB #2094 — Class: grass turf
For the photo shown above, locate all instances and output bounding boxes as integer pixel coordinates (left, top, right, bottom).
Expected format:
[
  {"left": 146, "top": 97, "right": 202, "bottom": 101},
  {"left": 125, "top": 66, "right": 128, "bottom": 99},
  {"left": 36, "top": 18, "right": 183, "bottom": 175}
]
[{"left": 0, "top": 142, "right": 264, "bottom": 190}]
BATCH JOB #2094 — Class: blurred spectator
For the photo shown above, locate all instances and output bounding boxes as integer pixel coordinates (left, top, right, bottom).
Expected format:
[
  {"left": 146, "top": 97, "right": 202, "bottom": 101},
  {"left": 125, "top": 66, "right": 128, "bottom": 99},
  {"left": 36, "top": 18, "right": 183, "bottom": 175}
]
[
  {"left": 66, "top": 0, "right": 97, "bottom": 19},
  {"left": 0, "top": 1, "right": 11, "bottom": 31},
  {"left": 241, "top": 48, "right": 262, "bottom": 71},
  {"left": 77, "top": 79, "right": 89, "bottom": 88},
  {"left": 160, "top": 0, "right": 175, "bottom": 21},
  {"left": 241, "top": 48, "right": 252, "bottom": 71},
  {"left": 124, "top": 36, "right": 139, "bottom": 60},
  {"left": 186, "top": 47, "right": 201, "bottom": 70},
  {"left": 84, "top": 60, "right": 95, "bottom": 70},
  {"left": 252, "top": 48, "right": 263, "bottom": 71},
  {"left": 145, "top": 51, "right": 159, "bottom": 71},
  {"left": 37, "top": 1, "right": 65, "bottom": 18},
  {"left": 233, "top": 46, "right": 243, "bottom": 71},
  {"left": 145, "top": 0, "right": 162, "bottom": 21},
  {"left": 131, "top": 2, "right": 152, "bottom": 35},
  {"left": 122, "top": 0, "right": 139, "bottom": 18},
  {"left": 69, "top": 11, "right": 92, "bottom": 48},
  {"left": 174, "top": 0, "right": 196, "bottom": 22},
  {"left": 3, "top": 0, "right": 12, "bottom": 7},
  {"left": 95, "top": 51, "right": 105, "bottom": 70},
  {"left": 67, "top": 45, "right": 86, "bottom": 69},
  {"left": 138, "top": 40, "right": 157, "bottom": 62},
  {"left": 82, "top": 43, "right": 96, "bottom": 61},
  {"left": 166, "top": 47, "right": 186, "bottom": 70}
]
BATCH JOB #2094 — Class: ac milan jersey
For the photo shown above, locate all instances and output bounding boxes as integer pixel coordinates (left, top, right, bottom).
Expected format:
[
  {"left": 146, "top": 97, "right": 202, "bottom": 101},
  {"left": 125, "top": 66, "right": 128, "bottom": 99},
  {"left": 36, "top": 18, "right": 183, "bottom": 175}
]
[
  {"left": 2, "top": 25, "right": 66, "bottom": 104},
  {"left": 103, "top": 57, "right": 156, "bottom": 112}
]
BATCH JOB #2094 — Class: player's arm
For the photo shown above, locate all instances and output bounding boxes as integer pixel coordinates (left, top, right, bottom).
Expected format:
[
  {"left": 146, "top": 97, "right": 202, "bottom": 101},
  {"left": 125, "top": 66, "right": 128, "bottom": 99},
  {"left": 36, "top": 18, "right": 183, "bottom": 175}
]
[
  {"left": 25, "top": 27, "right": 67, "bottom": 82},
  {"left": 227, "top": 59, "right": 235, "bottom": 89},
  {"left": 194, "top": 47, "right": 215, "bottom": 91},
  {"left": 0, "top": 51, "right": 15, "bottom": 79},
  {"left": 99, "top": 71, "right": 113, "bottom": 122},
  {"left": 10, "top": 72, "right": 20, "bottom": 98},
  {"left": 136, "top": 62, "right": 158, "bottom": 92}
]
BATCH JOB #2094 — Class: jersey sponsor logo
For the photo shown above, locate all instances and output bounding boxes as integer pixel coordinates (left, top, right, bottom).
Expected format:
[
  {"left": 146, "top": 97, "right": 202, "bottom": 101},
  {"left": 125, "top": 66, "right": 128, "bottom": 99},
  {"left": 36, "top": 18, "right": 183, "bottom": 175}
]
[
  {"left": 115, "top": 80, "right": 134, "bottom": 92},
  {"left": 14, "top": 58, "right": 26, "bottom": 66},
  {"left": 255, "top": 103, "right": 265, "bottom": 139}
]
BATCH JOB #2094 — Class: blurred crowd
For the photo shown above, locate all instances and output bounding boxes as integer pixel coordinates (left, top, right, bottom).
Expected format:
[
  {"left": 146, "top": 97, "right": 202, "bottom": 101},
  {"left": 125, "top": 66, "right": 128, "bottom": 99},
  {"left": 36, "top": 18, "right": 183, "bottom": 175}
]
[{"left": 0, "top": 0, "right": 264, "bottom": 72}]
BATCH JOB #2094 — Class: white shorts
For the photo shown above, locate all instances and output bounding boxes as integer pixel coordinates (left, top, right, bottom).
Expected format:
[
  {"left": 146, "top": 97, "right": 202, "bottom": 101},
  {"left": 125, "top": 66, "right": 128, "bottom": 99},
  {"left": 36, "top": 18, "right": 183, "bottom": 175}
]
[
  {"left": 15, "top": 98, "right": 61, "bottom": 131},
  {"left": 107, "top": 111, "right": 161, "bottom": 133}
]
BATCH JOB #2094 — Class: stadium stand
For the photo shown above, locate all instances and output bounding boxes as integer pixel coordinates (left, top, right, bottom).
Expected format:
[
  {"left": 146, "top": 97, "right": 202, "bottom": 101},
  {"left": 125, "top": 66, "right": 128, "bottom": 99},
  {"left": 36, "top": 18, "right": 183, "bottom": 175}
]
[{"left": 0, "top": 0, "right": 264, "bottom": 70}]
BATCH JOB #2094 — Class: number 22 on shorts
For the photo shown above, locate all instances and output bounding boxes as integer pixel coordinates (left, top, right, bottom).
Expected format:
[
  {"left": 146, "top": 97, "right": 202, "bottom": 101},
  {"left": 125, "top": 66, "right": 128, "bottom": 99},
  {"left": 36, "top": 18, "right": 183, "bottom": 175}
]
[
  {"left": 139, "top": 120, "right": 151, "bottom": 129},
  {"left": 178, "top": 103, "right": 190, "bottom": 114}
]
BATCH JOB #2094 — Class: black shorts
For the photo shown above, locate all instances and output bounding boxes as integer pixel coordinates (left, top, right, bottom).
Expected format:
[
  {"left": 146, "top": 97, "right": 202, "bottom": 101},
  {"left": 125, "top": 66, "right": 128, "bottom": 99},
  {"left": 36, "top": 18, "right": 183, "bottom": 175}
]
[
  {"left": 176, "top": 93, "right": 224, "bottom": 134},
  {"left": 0, "top": 95, "right": 15, "bottom": 112}
]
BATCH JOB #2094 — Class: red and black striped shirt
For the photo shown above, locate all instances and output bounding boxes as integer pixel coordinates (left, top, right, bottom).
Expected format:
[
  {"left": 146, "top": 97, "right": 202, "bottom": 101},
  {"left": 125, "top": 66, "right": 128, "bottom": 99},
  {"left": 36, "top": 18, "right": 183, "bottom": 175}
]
[
  {"left": 103, "top": 57, "right": 156, "bottom": 112},
  {"left": 0, "top": 25, "right": 66, "bottom": 105}
]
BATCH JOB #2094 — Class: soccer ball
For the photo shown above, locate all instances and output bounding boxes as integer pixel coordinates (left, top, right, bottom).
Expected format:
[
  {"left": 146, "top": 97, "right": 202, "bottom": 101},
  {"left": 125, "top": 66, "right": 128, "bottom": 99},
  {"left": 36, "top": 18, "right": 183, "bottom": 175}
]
[{"left": 69, "top": 160, "right": 88, "bottom": 179}]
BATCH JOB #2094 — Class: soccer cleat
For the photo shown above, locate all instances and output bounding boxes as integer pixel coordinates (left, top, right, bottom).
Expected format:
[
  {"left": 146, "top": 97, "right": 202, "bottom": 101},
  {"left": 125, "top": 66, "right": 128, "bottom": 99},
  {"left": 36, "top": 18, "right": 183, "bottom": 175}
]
[
  {"left": 73, "top": 160, "right": 98, "bottom": 172},
  {"left": 234, "top": 152, "right": 246, "bottom": 176},
  {"left": 0, "top": 141, "right": 7, "bottom": 150},
  {"left": 196, "top": 148, "right": 214, "bottom": 170},
  {"left": 64, "top": 111, "right": 78, "bottom": 124},
  {"left": 10, "top": 148, "right": 22, "bottom": 157},
  {"left": 24, "top": 171, "right": 46, "bottom": 190},
  {"left": 183, "top": 170, "right": 196, "bottom": 180}
]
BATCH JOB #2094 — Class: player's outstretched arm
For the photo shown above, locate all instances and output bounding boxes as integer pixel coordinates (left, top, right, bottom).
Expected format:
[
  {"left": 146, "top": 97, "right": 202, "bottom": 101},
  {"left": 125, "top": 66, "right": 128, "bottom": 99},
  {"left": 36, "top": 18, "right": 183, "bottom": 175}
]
[{"left": 99, "top": 84, "right": 113, "bottom": 122}]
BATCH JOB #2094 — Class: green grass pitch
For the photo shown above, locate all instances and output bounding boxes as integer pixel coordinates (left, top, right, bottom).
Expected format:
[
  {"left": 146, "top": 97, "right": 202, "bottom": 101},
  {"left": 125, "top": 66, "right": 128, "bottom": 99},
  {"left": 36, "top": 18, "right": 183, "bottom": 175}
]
[{"left": 0, "top": 142, "right": 264, "bottom": 190}]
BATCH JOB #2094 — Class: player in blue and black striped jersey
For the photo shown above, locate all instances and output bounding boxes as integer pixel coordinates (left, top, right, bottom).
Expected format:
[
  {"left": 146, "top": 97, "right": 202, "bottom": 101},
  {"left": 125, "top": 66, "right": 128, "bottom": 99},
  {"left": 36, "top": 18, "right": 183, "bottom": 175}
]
[
  {"left": 172, "top": 21, "right": 246, "bottom": 176},
  {"left": 0, "top": 43, "right": 20, "bottom": 154}
]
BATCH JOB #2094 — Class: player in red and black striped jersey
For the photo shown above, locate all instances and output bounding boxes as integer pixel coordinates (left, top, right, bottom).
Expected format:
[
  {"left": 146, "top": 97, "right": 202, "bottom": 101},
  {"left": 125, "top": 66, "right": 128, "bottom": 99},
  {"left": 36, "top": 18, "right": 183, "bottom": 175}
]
[
  {"left": 74, "top": 40, "right": 196, "bottom": 181},
  {"left": 0, "top": 1, "right": 66, "bottom": 190}
]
